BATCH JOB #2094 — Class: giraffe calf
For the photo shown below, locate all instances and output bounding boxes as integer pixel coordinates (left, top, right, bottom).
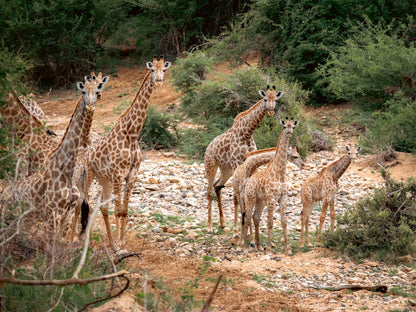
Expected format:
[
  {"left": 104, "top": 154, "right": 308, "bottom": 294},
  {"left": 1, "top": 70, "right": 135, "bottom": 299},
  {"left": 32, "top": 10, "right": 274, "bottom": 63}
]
[{"left": 299, "top": 145, "right": 361, "bottom": 248}]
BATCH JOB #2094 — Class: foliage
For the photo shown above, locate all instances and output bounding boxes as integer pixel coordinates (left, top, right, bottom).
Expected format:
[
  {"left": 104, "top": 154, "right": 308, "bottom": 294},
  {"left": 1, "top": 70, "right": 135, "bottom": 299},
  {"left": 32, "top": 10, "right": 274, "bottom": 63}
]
[
  {"left": 0, "top": 50, "right": 32, "bottom": 178},
  {"left": 0, "top": 249, "right": 110, "bottom": 311},
  {"left": 317, "top": 19, "right": 416, "bottom": 109},
  {"left": 0, "top": 0, "right": 126, "bottom": 86},
  {"left": 359, "top": 94, "right": 416, "bottom": 154},
  {"left": 106, "top": 0, "right": 247, "bottom": 59},
  {"left": 323, "top": 168, "right": 416, "bottom": 262},
  {"left": 140, "top": 105, "right": 180, "bottom": 150}
]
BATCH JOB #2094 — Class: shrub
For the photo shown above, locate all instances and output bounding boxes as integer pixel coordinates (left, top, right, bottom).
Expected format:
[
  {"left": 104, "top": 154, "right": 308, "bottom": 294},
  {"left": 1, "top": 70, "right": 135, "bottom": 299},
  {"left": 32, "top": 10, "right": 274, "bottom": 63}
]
[
  {"left": 323, "top": 168, "right": 416, "bottom": 262},
  {"left": 359, "top": 94, "right": 416, "bottom": 154},
  {"left": 317, "top": 19, "right": 416, "bottom": 109},
  {"left": 140, "top": 105, "right": 180, "bottom": 150}
]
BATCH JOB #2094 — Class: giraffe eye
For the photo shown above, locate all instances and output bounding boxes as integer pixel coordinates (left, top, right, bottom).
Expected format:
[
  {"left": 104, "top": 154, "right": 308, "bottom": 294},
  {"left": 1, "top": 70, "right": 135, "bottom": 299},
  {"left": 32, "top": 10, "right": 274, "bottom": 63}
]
[
  {"left": 151, "top": 69, "right": 155, "bottom": 72},
  {"left": 82, "top": 91, "right": 86, "bottom": 94}
]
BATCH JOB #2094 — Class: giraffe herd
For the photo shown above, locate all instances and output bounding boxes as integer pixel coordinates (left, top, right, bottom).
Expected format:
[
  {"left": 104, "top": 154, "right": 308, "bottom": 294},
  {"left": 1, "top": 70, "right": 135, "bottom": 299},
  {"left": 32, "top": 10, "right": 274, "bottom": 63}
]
[{"left": 2, "top": 58, "right": 360, "bottom": 255}]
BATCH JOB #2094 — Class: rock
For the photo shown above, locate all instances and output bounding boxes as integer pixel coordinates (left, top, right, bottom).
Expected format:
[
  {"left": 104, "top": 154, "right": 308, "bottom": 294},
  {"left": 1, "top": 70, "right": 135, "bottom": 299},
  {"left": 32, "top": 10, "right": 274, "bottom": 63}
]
[
  {"left": 149, "top": 177, "right": 159, "bottom": 184},
  {"left": 397, "top": 255, "right": 413, "bottom": 264}
]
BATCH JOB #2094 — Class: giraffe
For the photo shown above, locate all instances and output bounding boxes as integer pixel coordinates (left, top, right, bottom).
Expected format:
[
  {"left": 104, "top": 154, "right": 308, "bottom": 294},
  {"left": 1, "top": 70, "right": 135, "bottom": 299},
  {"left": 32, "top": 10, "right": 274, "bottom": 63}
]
[
  {"left": 204, "top": 86, "right": 283, "bottom": 232},
  {"left": 83, "top": 57, "right": 171, "bottom": 247},
  {"left": 299, "top": 145, "right": 361, "bottom": 248},
  {"left": 10, "top": 80, "right": 105, "bottom": 242},
  {"left": 239, "top": 118, "right": 299, "bottom": 254},
  {"left": 3, "top": 93, "right": 58, "bottom": 175},
  {"left": 70, "top": 73, "right": 109, "bottom": 241},
  {"left": 232, "top": 146, "right": 303, "bottom": 238}
]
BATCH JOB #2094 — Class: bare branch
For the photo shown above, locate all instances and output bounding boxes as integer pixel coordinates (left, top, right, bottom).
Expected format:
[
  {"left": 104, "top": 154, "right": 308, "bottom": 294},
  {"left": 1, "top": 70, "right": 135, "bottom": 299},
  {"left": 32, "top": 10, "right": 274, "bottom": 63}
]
[{"left": 0, "top": 270, "right": 128, "bottom": 286}]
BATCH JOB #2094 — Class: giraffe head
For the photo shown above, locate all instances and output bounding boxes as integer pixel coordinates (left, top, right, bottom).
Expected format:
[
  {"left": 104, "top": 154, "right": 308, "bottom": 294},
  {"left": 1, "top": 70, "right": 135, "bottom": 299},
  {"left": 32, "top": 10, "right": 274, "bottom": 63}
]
[
  {"left": 88, "top": 72, "right": 109, "bottom": 99},
  {"left": 287, "top": 146, "right": 304, "bottom": 169},
  {"left": 76, "top": 77, "right": 106, "bottom": 110},
  {"left": 259, "top": 85, "right": 283, "bottom": 116},
  {"left": 146, "top": 56, "right": 172, "bottom": 86},
  {"left": 345, "top": 145, "right": 361, "bottom": 160},
  {"left": 280, "top": 117, "right": 299, "bottom": 138}
]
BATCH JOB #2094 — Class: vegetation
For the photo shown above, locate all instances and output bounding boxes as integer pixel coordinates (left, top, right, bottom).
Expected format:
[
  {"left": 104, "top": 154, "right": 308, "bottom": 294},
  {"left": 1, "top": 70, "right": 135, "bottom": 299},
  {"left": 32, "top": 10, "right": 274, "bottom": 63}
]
[{"left": 323, "top": 168, "right": 416, "bottom": 263}]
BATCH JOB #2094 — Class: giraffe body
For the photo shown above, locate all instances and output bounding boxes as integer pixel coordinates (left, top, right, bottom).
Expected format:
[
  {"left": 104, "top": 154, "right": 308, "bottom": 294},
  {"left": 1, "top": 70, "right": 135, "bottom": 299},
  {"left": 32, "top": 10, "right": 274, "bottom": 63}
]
[
  {"left": 204, "top": 87, "right": 283, "bottom": 232},
  {"left": 299, "top": 146, "right": 361, "bottom": 247},
  {"left": 232, "top": 146, "right": 303, "bottom": 237},
  {"left": 10, "top": 81, "right": 105, "bottom": 241},
  {"left": 83, "top": 58, "right": 171, "bottom": 247},
  {"left": 239, "top": 119, "right": 299, "bottom": 254}
]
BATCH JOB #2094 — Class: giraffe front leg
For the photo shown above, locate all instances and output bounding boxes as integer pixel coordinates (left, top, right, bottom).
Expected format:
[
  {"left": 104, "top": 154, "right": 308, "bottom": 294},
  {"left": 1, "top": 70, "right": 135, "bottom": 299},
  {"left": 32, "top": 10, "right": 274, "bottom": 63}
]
[
  {"left": 278, "top": 194, "right": 292, "bottom": 255},
  {"left": 317, "top": 199, "right": 329, "bottom": 245},
  {"left": 120, "top": 177, "right": 136, "bottom": 244},
  {"left": 233, "top": 194, "right": 239, "bottom": 237},
  {"left": 112, "top": 179, "right": 123, "bottom": 243},
  {"left": 100, "top": 180, "right": 115, "bottom": 249},
  {"left": 329, "top": 197, "right": 336, "bottom": 232}
]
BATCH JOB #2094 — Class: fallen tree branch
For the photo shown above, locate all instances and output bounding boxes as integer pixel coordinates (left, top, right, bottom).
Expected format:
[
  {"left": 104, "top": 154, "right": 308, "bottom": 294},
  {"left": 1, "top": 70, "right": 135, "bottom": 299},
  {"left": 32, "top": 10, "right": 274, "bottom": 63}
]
[
  {"left": 78, "top": 275, "right": 130, "bottom": 312},
  {"left": 201, "top": 274, "right": 223, "bottom": 312},
  {"left": 310, "top": 284, "right": 387, "bottom": 293},
  {"left": 0, "top": 270, "right": 128, "bottom": 286},
  {"left": 114, "top": 252, "right": 142, "bottom": 265}
]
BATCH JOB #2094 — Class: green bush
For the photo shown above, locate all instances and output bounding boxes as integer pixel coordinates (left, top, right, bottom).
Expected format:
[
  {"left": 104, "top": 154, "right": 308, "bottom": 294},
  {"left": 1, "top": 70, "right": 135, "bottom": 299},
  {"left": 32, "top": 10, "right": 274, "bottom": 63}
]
[
  {"left": 323, "top": 168, "right": 416, "bottom": 263},
  {"left": 0, "top": 0, "right": 125, "bottom": 86},
  {"left": 140, "top": 105, "right": 180, "bottom": 149},
  {"left": 317, "top": 19, "right": 416, "bottom": 109},
  {"left": 359, "top": 94, "right": 416, "bottom": 153}
]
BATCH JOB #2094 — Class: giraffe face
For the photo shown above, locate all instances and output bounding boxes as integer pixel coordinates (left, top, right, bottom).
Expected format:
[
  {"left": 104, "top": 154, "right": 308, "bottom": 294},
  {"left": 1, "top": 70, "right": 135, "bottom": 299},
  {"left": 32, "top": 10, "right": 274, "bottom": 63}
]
[
  {"left": 77, "top": 78, "right": 106, "bottom": 108},
  {"left": 146, "top": 57, "right": 172, "bottom": 86},
  {"left": 287, "top": 146, "right": 304, "bottom": 169},
  {"left": 259, "top": 86, "right": 283, "bottom": 116},
  {"left": 345, "top": 145, "right": 361, "bottom": 160},
  {"left": 280, "top": 118, "right": 299, "bottom": 138},
  {"left": 89, "top": 72, "right": 109, "bottom": 99}
]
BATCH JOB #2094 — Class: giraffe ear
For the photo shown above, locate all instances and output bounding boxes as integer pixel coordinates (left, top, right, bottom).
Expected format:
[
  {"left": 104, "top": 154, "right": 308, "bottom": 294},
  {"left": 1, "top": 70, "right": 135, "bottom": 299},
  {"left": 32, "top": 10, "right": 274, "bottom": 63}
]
[
  {"left": 293, "top": 120, "right": 299, "bottom": 127},
  {"left": 97, "top": 82, "right": 104, "bottom": 91},
  {"left": 146, "top": 62, "right": 153, "bottom": 69},
  {"left": 276, "top": 91, "right": 283, "bottom": 99},
  {"left": 345, "top": 145, "right": 350, "bottom": 151},
  {"left": 102, "top": 76, "right": 109, "bottom": 84},
  {"left": 77, "top": 82, "right": 85, "bottom": 91},
  {"left": 259, "top": 90, "right": 266, "bottom": 98},
  {"left": 280, "top": 119, "right": 286, "bottom": 127},
  {"left": 356, "top": 146, "right": 362, "bottom": 153},
  {"left": 164, "top": 61, "right": 171, "bottom": 69}
]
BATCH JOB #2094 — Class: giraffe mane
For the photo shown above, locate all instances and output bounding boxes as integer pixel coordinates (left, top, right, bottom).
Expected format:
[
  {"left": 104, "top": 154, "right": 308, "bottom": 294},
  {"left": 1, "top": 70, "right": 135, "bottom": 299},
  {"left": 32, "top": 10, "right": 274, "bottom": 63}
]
[
  {"left": 245, "top": 147, "right": 276, "bottom": 158},
  {"left": 233, "top": 99, "right": 264, "bottom": 122},
  {"left": 46, "top": 98, "right": 82, "bottom": 158},
  {"left": 114, "top": 69, "right": 152, "bottom": 125}
]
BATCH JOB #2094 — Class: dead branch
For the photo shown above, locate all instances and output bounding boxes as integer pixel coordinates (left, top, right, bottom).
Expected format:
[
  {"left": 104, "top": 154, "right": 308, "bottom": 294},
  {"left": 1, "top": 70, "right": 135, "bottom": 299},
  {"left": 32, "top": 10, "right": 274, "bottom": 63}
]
[
  {"left": 0, "top": 270, "right": 128, "bottom": 286},
  {"left": 310, "top": 284, "right": 387, "bottom": 293},
  {"left": 78, "top": 275, "right": 130, "bottom": 312},
  {"left": 201, "top": 274, "right": 223, "bottom": 312},
  {"left": 114, "top": 252, "right": 142, "bottom": 265}
]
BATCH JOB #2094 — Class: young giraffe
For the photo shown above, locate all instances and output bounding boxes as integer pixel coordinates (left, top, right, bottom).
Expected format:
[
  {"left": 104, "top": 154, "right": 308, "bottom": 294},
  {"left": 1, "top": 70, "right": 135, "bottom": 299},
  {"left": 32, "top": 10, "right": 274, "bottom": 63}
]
[
  {"left": 204, "top": 86, "right": 283, "bottom": 232},
  {"left": 299, "top": 145, "right": 361, "bottom": 248},
  {"left": 84, "top": 57, "right": 171, "bottom": 247},
  {"left": 239, "top": 118, "right": 299, "bottom": 254},
  {"left": 232, "top": 146, "right": 303, "bottom": 238},
  {"left": 10, "top": 80, "right": 105, "bottom": 241}
]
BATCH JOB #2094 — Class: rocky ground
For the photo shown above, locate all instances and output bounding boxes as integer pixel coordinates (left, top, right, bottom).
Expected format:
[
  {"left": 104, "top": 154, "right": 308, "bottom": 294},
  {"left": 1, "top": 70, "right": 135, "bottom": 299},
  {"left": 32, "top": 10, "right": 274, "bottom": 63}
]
[{"left": 36, "top": 65, "right": 416, "bottom": 311}]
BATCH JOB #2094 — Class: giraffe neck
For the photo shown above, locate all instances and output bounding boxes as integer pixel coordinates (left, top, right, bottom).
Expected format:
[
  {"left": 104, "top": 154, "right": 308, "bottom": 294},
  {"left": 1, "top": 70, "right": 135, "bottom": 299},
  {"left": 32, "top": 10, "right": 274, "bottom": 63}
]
[
  {"left": 245, "top": 149, "right": 276, "bottom": 176},
  {"left": 47, "top": 97, "right": 87, "bottom": 176},
  {"left": 326, "top": 153, "right": 351, "bottom": 181},
  {"left": 269, "top": 129, "right": 290, "bottom": 179},
  {"left": 79, "top": 108, "right": 94, "bottom": 149},
  {"left": 116, "top": 70, "right": 154, "bottom": 138},
  {"left": 232, "top": 99, "right": 267, "bottom": 139}
]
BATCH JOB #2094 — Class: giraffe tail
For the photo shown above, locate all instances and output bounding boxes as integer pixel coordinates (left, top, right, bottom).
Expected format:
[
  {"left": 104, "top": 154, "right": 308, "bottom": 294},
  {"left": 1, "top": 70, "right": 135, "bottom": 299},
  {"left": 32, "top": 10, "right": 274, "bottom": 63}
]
[{"left": 80, "top": 199, "right": 90, "bottom": 234}]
